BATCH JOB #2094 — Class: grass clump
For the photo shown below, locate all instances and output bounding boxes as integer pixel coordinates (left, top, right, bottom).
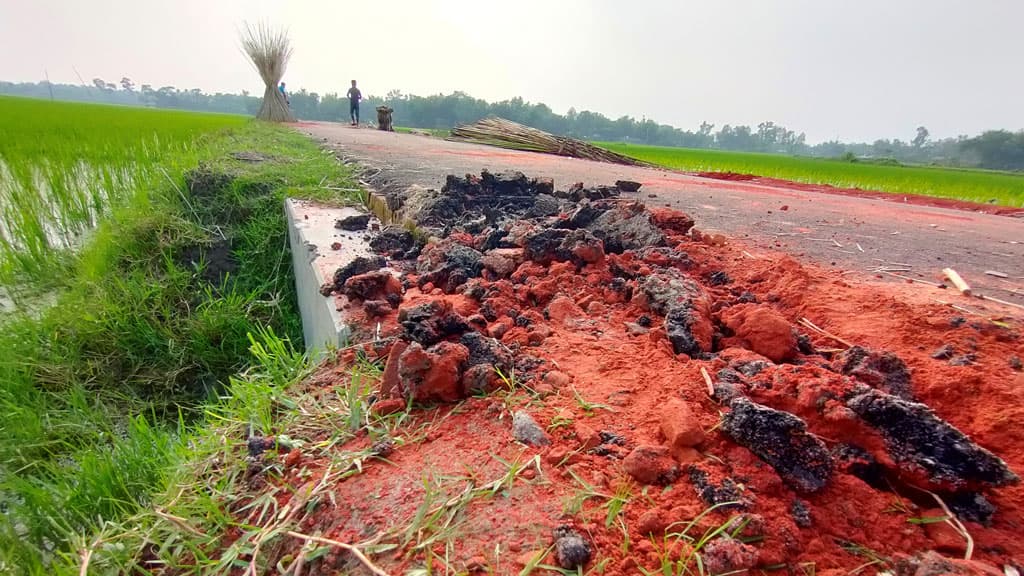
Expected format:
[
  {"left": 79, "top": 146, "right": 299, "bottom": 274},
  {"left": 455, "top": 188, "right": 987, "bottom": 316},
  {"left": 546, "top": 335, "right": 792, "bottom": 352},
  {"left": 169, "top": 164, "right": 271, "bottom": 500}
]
[{"left": 598, "top": 141, "right": 1024, "bottom": 207}]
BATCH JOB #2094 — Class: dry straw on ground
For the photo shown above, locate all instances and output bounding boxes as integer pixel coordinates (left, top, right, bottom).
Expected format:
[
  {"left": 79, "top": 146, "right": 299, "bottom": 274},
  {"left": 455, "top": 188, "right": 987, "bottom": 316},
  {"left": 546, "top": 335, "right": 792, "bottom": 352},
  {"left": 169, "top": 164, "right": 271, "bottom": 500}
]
[{"left": 449, "top": 117, "right": 644, "bottom": 166}]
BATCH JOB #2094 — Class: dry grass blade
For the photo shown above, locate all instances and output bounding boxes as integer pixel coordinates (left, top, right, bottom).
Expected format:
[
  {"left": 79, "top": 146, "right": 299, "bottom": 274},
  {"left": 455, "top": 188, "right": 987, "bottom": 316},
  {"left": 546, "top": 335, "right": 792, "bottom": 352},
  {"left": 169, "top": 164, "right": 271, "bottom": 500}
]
[
  {"left": 798, "top": 317, "right": 855, "bottom": 349},
  {"left": 286, "top": 532, "right": 391, "bottom": 576},
  {"left": 449, "top": 117, "right": 645, "bottom": 166},
  {"left": 240, "top": 22, "right": 295, "bottom": 122}
]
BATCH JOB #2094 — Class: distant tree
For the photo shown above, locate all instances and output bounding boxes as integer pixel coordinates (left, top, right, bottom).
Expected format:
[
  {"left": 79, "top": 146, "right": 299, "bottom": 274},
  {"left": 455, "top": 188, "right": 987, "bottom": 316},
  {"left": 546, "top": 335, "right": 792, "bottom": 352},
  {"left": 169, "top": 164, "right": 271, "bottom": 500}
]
[
  {"left": 92, "top": 78, "right": 108, "bottom": 91},
  {"left": 913, "top": 126, "right": 929, "bottom": 148},
  {"left": 120, "top": 77, "right": 135, "bottom": 92}
]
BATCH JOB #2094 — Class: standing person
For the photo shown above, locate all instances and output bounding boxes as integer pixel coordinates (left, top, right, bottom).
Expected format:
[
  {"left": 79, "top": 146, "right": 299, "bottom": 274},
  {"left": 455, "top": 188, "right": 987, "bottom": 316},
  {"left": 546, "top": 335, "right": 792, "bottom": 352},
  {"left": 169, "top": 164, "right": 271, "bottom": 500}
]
[
  {"left": 346, "top": 80, "right": 362, "bottom": 126},
  {"left": 278, "top": 82, "right": 289, "bottom": 107}
]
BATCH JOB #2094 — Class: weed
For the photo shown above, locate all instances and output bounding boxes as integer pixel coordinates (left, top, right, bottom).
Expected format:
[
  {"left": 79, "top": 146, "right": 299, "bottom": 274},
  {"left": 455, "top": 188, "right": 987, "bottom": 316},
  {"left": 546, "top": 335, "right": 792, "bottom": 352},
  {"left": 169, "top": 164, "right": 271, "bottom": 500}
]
[
  {"left": 571, "top": 387, "right": 614, "bottom": 416},
  {"left": 837, "top": 539, "right": 892, "bottom": 574}
]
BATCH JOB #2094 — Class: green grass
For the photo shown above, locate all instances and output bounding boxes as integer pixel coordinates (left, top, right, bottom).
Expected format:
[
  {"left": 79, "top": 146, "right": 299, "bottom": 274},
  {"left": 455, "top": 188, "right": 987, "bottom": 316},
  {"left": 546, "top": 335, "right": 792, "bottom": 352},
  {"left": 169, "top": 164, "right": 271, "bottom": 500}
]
[
  {"left": 597, "top": 142, "right": 1024, "bottom": 207},
  {"left": 0, "top": 96, "right": 246, "bottom": 286},
  {"left": 0, "top": 97, "right": 361, "bottom": 572}
]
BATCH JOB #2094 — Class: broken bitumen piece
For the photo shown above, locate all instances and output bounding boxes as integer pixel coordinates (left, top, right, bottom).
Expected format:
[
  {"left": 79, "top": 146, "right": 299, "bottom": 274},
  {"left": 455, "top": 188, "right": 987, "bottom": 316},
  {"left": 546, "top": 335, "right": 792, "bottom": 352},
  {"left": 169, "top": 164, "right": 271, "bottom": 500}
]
[
  {"left": 335, "top": 213, "right": 371, "bottom": 231},
  {"left": 459, "top": 332, "right": 514, "bottom": 395},
  {"left": 329, "top": 255, "right": 386, "bottom": 294},
  {"left": 585, "top": 201, "right": 665, "bottom": 253},
  {"left": 552, "top": 526, "right": 592, "bottom": 570},
  {"left": 512, "top": 411, "right": 550, "bottom": 446},
  {"left": 836, "top": 346, "right": 913, "bottom": 400},
  {"left": 790, "top": 499, "right": 812, "bottom": 528},
  {"left": 615, "top": 180, "right": 642, "bottom": 192},
  {"left": 708, "top": 270, "right": 731, "bottom": 285},
  {"left": 369, "top": 226, "right": 417, "bottom": 257},
  {"left": 665, "top": 304, "right": 709, "bottom": 357},
  {"left": 721, "top": 398, "right": 834, "bottom": 493},
  {"left": 846, "top": 387, "right": 1019, "bottom": 490},
  {"left": 944, "top": 491, "right": 996, "bottom": 525},
  {"left": 416, "top": 239, "right": 483, "bottom": 293},
  {"left": 931, "top": 344, "right": 955, "bottom": 360},
  {"left": 688, "top": 466, "right": 748, "bottom": 508},
  {"left": 398, "top": 300, "right": 470, "bottom": 346}
]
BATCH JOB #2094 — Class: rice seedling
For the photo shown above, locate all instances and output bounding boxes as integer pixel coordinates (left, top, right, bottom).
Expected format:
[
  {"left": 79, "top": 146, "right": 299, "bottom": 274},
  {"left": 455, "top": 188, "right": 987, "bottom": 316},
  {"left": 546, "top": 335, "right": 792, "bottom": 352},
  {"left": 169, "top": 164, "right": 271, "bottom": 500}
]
[
  {"left": 596, "top": 141, "right": 1024, "bottom": 207},
  {"left": 0, "top": 95, "right": 245, "bottom": 288},
  {"left": 0, "top": 100, "right": 362, "bottom": 572}
]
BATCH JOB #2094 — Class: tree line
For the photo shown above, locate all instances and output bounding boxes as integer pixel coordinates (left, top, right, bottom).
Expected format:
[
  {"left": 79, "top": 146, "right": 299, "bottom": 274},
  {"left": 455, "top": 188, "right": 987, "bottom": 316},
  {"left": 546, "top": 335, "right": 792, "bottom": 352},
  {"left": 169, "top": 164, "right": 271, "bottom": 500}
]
[{"left": 3, "top": 79, "right": 1022, "bottom": 171}]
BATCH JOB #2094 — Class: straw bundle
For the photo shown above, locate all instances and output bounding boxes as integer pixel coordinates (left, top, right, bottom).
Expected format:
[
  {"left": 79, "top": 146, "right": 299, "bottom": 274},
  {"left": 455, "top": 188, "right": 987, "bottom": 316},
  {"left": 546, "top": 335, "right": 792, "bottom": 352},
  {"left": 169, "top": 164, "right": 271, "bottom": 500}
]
[
  {"left": 448, "top": 117, "right": 644, "bottom": 166},
  {"left": 240, "top": 23, "right": 295, "bottom": 122}
]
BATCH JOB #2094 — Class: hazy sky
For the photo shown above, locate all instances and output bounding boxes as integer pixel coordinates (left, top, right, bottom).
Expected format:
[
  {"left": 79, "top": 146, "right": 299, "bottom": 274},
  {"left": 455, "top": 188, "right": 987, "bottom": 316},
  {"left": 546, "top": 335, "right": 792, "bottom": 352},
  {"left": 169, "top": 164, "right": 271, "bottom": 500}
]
[{"left": 3, "top": 0, "right": 1022, "bottom": 143}]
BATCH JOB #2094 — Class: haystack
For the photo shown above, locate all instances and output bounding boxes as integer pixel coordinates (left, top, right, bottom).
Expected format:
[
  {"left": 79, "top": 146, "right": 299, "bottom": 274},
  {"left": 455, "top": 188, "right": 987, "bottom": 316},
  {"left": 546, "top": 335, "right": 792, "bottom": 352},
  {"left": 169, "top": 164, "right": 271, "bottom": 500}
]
[{"left": 241, "top": 23, "right": 295, "bottom": 122}]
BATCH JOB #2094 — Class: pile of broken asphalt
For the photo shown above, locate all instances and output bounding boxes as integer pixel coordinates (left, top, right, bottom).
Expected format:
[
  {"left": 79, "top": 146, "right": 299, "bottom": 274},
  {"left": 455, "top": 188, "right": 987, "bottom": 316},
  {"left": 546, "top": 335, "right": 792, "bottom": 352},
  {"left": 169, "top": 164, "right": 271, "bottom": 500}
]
[{"left": 293, "top": 170, "right": 1022, "bottom": 575}]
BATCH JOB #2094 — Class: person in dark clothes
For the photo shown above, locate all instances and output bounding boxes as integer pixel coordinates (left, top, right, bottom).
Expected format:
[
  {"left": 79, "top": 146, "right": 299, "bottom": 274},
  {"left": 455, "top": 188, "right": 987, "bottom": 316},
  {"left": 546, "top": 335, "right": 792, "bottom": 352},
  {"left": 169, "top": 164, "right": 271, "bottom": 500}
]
[{"left": 346, "top": 80, "right": 362, "bottom": 126}]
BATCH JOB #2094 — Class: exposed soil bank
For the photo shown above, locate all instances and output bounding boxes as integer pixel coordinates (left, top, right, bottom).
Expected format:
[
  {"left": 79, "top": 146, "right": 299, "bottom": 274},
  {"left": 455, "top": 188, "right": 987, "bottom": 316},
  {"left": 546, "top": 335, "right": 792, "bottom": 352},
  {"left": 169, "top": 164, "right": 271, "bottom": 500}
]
[{"left": 251, "top": 170, "right": 1023, "bottom": 575}]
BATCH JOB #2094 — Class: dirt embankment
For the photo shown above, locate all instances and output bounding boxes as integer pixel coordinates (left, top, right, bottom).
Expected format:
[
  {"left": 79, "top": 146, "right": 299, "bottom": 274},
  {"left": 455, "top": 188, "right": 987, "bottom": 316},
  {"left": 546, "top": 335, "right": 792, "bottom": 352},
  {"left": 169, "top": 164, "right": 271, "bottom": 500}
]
[{"left": 254, "top": 171, "right": 1023, "bottom": 575}]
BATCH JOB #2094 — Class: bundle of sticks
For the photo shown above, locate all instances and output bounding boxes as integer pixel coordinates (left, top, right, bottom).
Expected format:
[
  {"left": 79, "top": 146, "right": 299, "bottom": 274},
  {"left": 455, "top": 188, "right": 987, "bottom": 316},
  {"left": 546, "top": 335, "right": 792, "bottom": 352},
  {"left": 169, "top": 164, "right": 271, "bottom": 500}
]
[{"left": 448, "top": 117, "right": 645, "bottom": 166}]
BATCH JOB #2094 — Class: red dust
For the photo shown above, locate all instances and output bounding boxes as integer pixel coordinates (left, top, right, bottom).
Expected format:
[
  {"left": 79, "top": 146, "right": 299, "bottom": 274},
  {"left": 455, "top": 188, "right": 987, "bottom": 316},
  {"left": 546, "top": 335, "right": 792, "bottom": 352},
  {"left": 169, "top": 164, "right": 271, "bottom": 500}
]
[{"left": 230, "top": 205, "right": 1023, "bottom": 575}]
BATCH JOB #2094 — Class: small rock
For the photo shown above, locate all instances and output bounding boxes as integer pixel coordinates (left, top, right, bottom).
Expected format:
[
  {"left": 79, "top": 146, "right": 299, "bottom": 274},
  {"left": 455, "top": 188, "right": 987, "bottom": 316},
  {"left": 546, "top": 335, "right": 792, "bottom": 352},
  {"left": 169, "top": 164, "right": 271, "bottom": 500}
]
[
  {"left": 363, "top": 299, "right": 394, "bottom": 317},
  {"left": 343, "top": 270, "right": 402, "bottom": 303},
  {"left": 720, "top": 304, "right": 798, "bottom": 362},
  {"left": 931, "top": 344, "right": 955, "bottom": 360},
  {"left": 623, "top": 445, "right": 680, "bottom": 485},
  {"left": 837, "top": 345, "right": 913, "bottom": 400},
  {"left": 371, "top": 397, "right": 406, "bottom": 417},
  {"left": 637, "top": 314, "right": 653, "bottom": 327},
  {"left": 488, "top": 318, "right": 513, "bottom": 339},
  {"left": 893, "top": 550, "right": 1005, "bottom": 576},
  {"left": 660, "top": 398, "right": 704, "bottom": 448},
  {"left": 702, "top": 535, "right": 759, "bottom": 575},
  {"left": 542, "top": 370, "right": 571, "bottom": 388},
  {"left": 637, "top": 509, "right": 668, "bottom": 535},
  {"left": 331, "top": 255, "right": 386, "bottom": 293},
  {"left": 553, "top": 526, "right": 591, "bottom": 570},
  {"left": 1010, "top": 356, "right": 1023, "bottom": 371},
  {"left": 481, "top": 248, "right": 524, "bottom": 278},
  {"left": 574, "top": 421, "right": 603, "bottom": 451},
  {"left": 512, "top": 411, "right": 551, "bottom": 446},
  {"left": 397, "top": 341, "right": 470, "bottom": 403},
  {"left": 330, "top": 241, "right": 342, "bottom": 250},
  {"left": 379, "top": 340, "right": 408, "bottom": 397},
  {"left": 335, "top": 213, "right": 371, "bottom": 231}
]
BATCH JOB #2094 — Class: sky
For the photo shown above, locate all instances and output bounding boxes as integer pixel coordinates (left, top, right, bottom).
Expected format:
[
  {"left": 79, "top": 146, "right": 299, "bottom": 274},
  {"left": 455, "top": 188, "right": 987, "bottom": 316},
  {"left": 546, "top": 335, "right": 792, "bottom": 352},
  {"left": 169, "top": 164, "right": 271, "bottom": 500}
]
[{"left": 2, "top": 0, "right": 1022, "bottom": 143}]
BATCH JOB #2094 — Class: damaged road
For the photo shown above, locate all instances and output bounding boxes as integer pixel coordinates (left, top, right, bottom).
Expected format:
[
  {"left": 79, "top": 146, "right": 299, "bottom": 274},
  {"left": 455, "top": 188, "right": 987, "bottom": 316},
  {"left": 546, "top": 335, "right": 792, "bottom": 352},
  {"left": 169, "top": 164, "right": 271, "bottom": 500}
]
[{"left": 266, "top": 165, "right": 1024, "bottom": 576}]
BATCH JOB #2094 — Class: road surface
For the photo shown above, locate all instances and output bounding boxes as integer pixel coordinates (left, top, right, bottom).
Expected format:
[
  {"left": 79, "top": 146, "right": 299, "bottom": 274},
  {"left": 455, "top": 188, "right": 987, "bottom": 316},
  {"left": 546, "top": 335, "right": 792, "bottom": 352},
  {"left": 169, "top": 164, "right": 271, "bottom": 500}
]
[{"left": 297, "top": 122, "right": 1024, "bottom": 306}]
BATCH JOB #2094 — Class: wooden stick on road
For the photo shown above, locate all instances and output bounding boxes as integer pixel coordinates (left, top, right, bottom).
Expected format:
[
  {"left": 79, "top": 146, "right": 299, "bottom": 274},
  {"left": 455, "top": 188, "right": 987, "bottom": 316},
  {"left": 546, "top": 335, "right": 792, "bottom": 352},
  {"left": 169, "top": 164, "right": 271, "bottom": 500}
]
[{"left": 942, "top": 268, "right": 972, "bottom": 296}]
